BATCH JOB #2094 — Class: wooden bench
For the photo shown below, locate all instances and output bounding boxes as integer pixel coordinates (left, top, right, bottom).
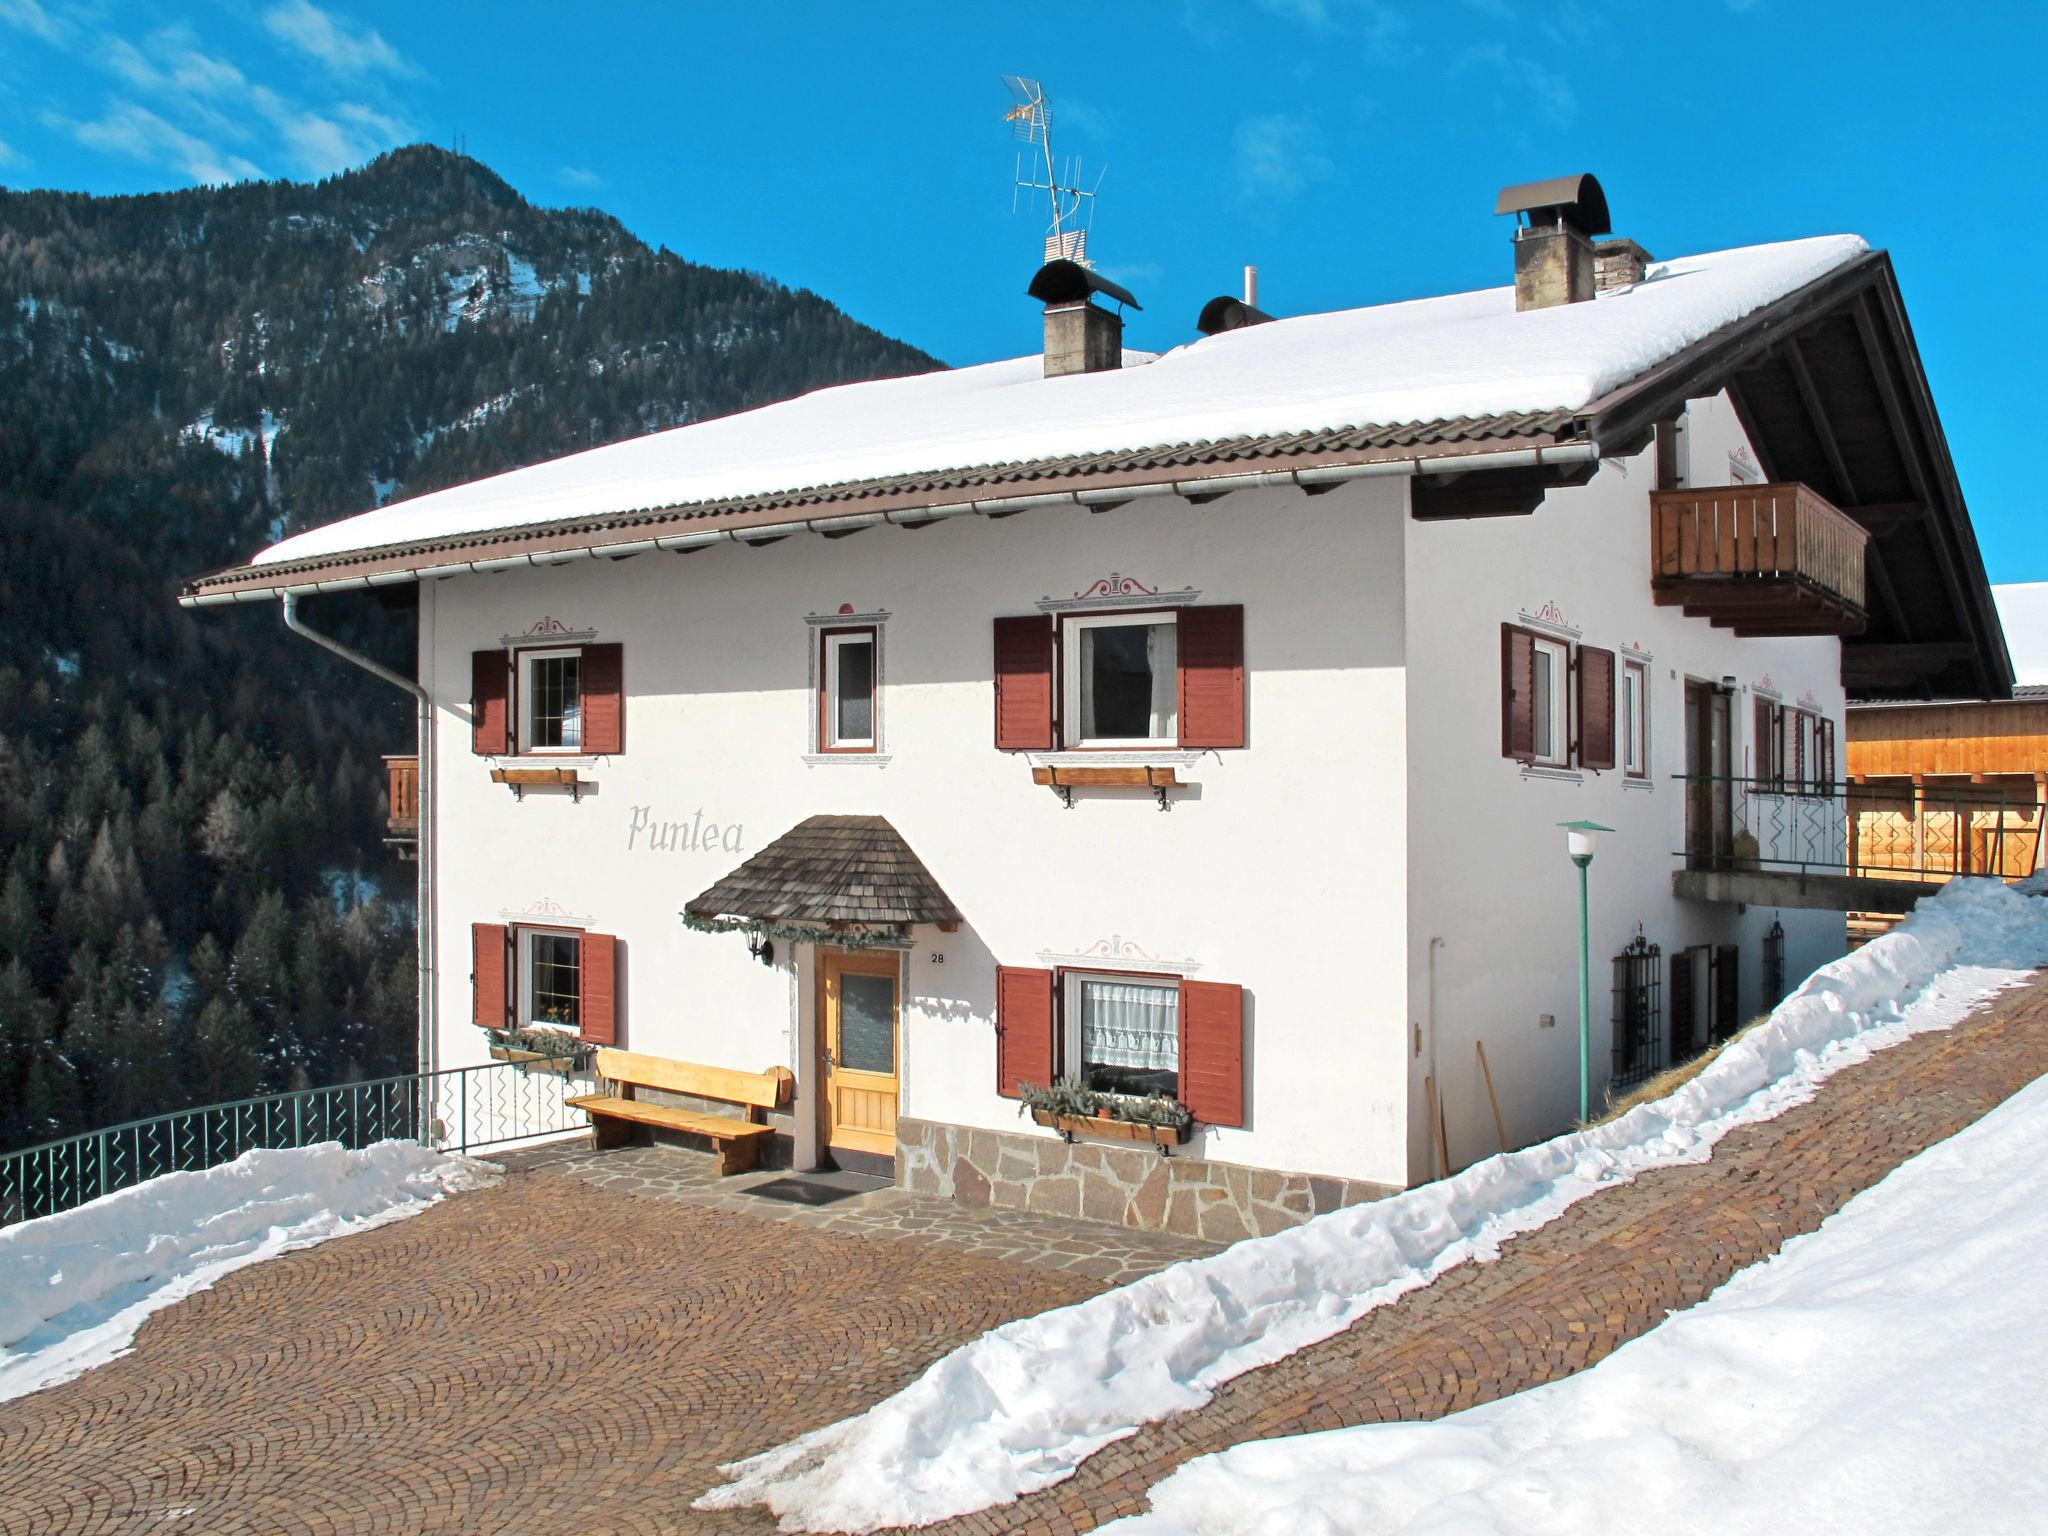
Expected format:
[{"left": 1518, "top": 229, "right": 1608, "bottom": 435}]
[{"left": 567, "top": 1049, "right": 795, "bottom": 1176}]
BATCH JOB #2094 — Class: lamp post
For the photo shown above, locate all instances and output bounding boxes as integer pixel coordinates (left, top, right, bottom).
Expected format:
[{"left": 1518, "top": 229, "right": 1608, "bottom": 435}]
[{"left": 1559, "top": 820, "right": 1614, "bottom": 1124}]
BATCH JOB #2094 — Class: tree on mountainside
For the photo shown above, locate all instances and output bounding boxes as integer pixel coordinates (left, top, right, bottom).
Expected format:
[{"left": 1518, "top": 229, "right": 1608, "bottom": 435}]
[{"left": 0, "top": 145, "right": 937, "bottom": 1150}]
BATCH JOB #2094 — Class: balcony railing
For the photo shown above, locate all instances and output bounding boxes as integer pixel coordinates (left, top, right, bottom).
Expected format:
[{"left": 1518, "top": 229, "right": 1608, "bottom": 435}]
[
  {"left": 0, "top": 1059, "right": 588, "bottom": 1227},
  {"left": 1675, "top": 774, "right": 2045, "bottom": 885},
  {"left": 1651, "top": 482, "right": 1869, "bottom": 636},
  {"left": 385, "top": 753, "right": 419, "bottom": 845}
]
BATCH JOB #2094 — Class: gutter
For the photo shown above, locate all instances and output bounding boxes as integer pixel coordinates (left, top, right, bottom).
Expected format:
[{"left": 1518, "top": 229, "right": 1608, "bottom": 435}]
[
  {"left": 178, "top": 440, "right": 1604, "bottom": 607},
  {"left": 280, "top": 593, "right": 437, "bottom": 1082}
]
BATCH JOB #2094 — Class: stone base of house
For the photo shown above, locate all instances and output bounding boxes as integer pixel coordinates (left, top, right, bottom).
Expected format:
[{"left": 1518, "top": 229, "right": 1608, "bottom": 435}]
[{"left": 895, "top": 1117, "right": 1396, "bottom": 1242}]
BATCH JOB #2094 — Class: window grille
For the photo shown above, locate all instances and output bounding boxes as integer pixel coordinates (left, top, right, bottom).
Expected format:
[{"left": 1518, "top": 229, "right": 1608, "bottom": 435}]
[
  {"left": 1610, "top": 933, "right": 1664, "bottom": 1091},
  {"left": 1763, "top": 918, "right": 1786, "bottom": 1009}
]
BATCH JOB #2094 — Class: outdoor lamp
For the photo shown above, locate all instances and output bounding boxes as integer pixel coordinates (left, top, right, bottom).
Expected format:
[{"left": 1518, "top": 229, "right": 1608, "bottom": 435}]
[{"left": 1558, "top": 820, "right": 1615, "bottom": 1124}]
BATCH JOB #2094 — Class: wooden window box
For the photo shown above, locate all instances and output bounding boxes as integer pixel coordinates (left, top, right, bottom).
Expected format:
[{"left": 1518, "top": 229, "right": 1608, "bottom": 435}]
[
  {"left": 1031, "top": 1107, "right": 1190, "bottom": 1149},
  {"left": 1032, "top": 764, "right": 1181, "bottom": 809},
  {"left": 490, "top": 766, "right": 585, "bottom": 801}
]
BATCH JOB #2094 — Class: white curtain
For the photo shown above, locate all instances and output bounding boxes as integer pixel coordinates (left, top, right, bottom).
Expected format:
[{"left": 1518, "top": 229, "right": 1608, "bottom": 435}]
[
  {"left": 1079, "top": 979, "right": 1179, "bottom": 1072},
  {"left": 1148, "top": 624, "right": 1177, "bottom": 740}
]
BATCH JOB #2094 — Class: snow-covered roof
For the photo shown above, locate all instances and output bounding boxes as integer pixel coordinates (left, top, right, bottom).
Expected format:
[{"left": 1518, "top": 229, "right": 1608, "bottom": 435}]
[
  {"left": 250, "top": 234, "right": 1868, "bottom": 571},
  {"left": 1993, "top": 583, "right": 2048, "bottom": 686}
]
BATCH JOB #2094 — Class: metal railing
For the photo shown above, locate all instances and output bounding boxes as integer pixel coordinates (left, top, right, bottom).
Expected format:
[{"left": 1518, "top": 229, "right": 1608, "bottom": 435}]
[
  {"left": 0, "top": 1060, "right": 589, "bottom": 1228},
  {"left": 1675, "top": 775, "right": 2046, "bottom": 884}
]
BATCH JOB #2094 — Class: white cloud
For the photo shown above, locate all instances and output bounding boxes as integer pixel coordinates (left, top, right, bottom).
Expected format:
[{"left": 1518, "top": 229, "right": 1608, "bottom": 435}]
[
  {"left": 557, "top": 165, "right": 605, "bottom": 188},
  {"left": 1232, "top": 111, "right": 1334, "bottom": 206},
  {"left": 262, "top": 0, "right": 417, "bottom": 79},
  {"left": 0, "top": 0, "right": 65, "bottom": 44},
  {"left": 0, "top": 134, "right": 22, "bottom": 168},
  {"left": 55, "top": 100, "right": 263, "bottom": 184},
  {"left": 1462, "top": 42, "right": 1578, "bottom": 126},
  {"left": 1253, "top": 0, "right": 1410, "bottom": 53}
]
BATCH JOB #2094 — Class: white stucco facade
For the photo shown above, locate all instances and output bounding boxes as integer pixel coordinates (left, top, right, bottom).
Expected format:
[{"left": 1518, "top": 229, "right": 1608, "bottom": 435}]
[{"left": 418, "top": 393, "right": 1848, "bottom": 1192}]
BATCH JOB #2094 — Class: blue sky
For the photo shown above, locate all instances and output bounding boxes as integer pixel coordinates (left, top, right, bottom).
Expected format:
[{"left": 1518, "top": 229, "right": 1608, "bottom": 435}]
[{"left": 2, "top": 0, "right": 2042, "bottom": 580}]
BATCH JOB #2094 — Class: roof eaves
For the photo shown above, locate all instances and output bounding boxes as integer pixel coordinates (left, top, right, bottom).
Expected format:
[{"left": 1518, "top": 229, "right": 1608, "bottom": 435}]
[{"left": 179, "top": 411, "right": 1581, "bottom": 603}]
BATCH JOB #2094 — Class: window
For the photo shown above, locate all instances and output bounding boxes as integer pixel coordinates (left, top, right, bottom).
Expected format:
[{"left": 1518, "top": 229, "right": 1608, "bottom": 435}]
[
  {"left": 1063, "top": 970, "right": 1180, "bottom": 1097},
  {"left": 1501, "top": 624, "right": 1593, "bottom": 770},
  {"left": 471, "top": 644, "right": 622, "bottom": 758},
  {"left": 522, "top": 649, "right": 583, "bottom": 752},
  {"left": 820, "top": 628, "right": 878, "bottom": 751},
  {"left": 520, "top": 927, "right": 581, "bottom": 1031},
  {"left": 1531, "top": 637, "right": 1570, "bottom": 767},
  {"left": 1622, "top": 661, "right": 1650, "bottom": 777},
  {"left": 1611, "top": 934, "right": 1664, "bottom": 1090},
  {"left": 1755, "top": 698, "right": 1785, "bottom": 790},
  {"left": 1061, "top": 612, "right": 1178, "bottom": 747}
]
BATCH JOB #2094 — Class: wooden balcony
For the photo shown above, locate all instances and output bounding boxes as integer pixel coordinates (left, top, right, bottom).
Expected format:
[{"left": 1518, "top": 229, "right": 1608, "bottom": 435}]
[
  {"left": 1651, "top": 482, "right": 1869, "bottom": 636},
  {"left": 384, "top": 754, "right": 419, "bottom": 853}
]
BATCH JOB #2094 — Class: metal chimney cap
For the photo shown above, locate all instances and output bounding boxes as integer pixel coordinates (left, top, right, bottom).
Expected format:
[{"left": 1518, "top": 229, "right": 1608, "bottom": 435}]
[
  {"left": 1027, "top": 258, "right": 1142, "bottom": 311},
  {"left": 1195, "top": 295, "right": 1276, "bottom": 336},
  {"left": 1494, "top": 173, "right": 1611, "bottom": 236}
]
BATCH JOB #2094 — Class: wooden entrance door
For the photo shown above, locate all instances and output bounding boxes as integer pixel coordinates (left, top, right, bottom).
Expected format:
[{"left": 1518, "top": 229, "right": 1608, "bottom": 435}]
[
  {"left": 1684, "top": 681, "right": 1734, "bottom": 868},
  {"left": 820, "top": 949, "right": 901, "bottom": 1164}
]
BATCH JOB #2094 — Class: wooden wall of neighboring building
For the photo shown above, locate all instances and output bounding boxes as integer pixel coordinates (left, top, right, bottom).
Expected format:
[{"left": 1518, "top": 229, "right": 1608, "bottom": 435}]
[{"left": 1846, "top": 700, "right": 2048, "bottom": 778}]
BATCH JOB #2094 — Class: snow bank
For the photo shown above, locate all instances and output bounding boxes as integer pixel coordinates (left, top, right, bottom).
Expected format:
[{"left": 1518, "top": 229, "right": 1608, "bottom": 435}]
[
  {"left": 257, "top": 236, "right": 1864, "bottom": 568},
  {"left": 0, "top": 1141, "right": 495, "bottom": 1403},
  {"left": 1993, "top": 581, "right": 2048, "bottom": 686},
  {"left": 1109, "top": 1048, "right": 2048, "bottom": 1536},
  {"left": 698, "top": 879, "right": 2048, "bottom": 1531}
]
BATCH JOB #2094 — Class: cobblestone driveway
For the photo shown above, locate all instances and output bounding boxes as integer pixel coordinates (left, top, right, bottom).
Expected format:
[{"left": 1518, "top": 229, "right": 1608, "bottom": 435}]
[{"left": 3, "top": 968, "right": 2043, "bottom": 1536}]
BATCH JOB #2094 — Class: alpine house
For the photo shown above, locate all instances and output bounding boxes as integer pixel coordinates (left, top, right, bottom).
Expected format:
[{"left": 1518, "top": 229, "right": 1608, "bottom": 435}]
[{"left": 182, "top": 173, "right": 2012, "bottom": 1241}]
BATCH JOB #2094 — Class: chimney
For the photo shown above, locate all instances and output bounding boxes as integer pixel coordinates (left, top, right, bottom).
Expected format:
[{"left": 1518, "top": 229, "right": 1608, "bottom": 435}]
[
  {"left": 1594, "top": 238, "right": 1654, "bottom": 292},
  {"left": 1243, "top": 264, "right": 1259, "bottom": 307},
  {"left": 1494, "top": 173, "right": 1612, "bottom": 312},
  {"left": 1026, "top": 258, "right": 1141, "bottom": 378}
]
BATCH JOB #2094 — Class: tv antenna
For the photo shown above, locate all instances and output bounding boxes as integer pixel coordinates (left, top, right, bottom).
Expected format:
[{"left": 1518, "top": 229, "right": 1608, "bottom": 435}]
[{"left": 1001, "top": 76, "right": 1106, "bottom": 267}]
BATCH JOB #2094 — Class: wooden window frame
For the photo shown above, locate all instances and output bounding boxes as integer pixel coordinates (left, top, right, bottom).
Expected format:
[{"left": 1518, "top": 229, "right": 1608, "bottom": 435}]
[
  {"left": 517, "top": 646, "right": 585, "bottom": 757},
  {"left": 1622, "top": 659, "right": 1650, "bottom": 779},
  {"left": 817, "top": 626, "right": 880, "bottom": 754},
  {"left": 1530, "top": 635, "right": 1572, "bottom": 768},
  {"left": 514, "top": 923, "right": 583, "bottom": 1034},
  {"left": 1057, "top": 609, "right": 1181, "bottom": 751},
  {"left": 1057, "top": 965, "right": 1183, "bottom": 1098}
]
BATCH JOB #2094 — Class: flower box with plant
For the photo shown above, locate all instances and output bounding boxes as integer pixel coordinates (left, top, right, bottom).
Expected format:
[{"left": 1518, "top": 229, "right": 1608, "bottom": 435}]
[
  {"left": 1017, "top": 1075, "right": 1193, "bottom": 1150},
  {"left": 487, "top": 1025, "right": 594, "bottom": 1076}
]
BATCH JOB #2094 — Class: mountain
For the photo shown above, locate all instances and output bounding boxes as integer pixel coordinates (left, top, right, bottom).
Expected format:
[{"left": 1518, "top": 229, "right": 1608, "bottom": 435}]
[{"left": 0, "top": 146, "right": 940, "bottom": 1151}]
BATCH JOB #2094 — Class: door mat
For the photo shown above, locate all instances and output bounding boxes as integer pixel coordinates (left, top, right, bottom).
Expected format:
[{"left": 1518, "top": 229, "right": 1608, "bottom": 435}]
[{"left": 744, "top": 1172, "right": 889, "bottom": 1207}]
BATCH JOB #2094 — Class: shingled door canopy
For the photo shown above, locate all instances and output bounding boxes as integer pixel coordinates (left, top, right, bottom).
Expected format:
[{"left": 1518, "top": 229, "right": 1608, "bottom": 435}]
[{"left": 681, "top": 814, "right": 963, "bottom": 946}]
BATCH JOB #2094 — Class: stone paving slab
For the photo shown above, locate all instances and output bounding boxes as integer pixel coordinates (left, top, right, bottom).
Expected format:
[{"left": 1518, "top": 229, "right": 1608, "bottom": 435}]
[
  {"left": 0, "top": 1168, "right": 1112, "bottom": 1536},
  {"left": 519, "top": 1143, "right": 1219, "bottom": 1286}
]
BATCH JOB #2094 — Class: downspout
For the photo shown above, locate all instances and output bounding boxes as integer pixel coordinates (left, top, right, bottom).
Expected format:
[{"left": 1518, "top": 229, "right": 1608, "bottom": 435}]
[
  {"left": 1427, "top": 936, "right": 1445, "bottom": 1181},
  {"left": 280, "top": 592, "right": 436, "bottom": 1082}
]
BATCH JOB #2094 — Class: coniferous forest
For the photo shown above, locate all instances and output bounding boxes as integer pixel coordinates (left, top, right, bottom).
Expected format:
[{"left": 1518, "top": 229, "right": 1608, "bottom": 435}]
[{"left": 0, "top": 145, "right": 937, "bottom": 1152}]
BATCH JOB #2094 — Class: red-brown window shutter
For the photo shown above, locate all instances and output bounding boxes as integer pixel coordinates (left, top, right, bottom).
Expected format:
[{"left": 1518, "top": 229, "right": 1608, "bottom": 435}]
[
  {"left": 1500, "top": 624, "right": 1536, "bottom": 760},
  {"left": 1178, "top": 604, "right": 1246, "bottom": 749},
  {"left": 1754, "top": 698, "right": 1773, "bottom": 782},
  {"left": 471, "top": 922, "right": 510, "bottom": 1030},
  {"left": 581, "top": 643, "right": 625, "bottom": 755},
  {"left": 1791, "top": 711, "right": 1807, "bottom": 789},
  {"left": 1180, "top": 980, "right": 1245, "bottom": 1128},
  {"left": 1577, "top": 645, "right": 1616, "bottom": 771},
  {"left": 471, "top": 650, "right": 509, "bottom": 755},
  {"left": 1821, "top": 717, "right": 1837, "bottom": 788},
  {"left": 995, "top": 965, "right": 1055, "bottom": 1098},
  {"left": 993, "top": 616, "right": 1055, "bottom": 751},
  {"left": 579, "top": 931, "right": 618, "bottom": 1045}
]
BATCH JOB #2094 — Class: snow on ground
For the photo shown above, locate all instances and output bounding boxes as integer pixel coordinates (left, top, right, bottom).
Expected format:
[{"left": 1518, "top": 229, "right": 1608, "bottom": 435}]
[
  {"left": 256, "top": 235, "right": 1865, "bottom": 567},
  {"left": 1107, "top": 1055, "right": 2048, "bottom": 1536},
  {"left": 699, "top": 880, "right": 2048, "bottom": 1532},
  {"left": 0, "top": 1142, "right": 495, "bottom": 1404},
  {"left": 1993, "top": 582, "right": 2048, "bottom": 685}
]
